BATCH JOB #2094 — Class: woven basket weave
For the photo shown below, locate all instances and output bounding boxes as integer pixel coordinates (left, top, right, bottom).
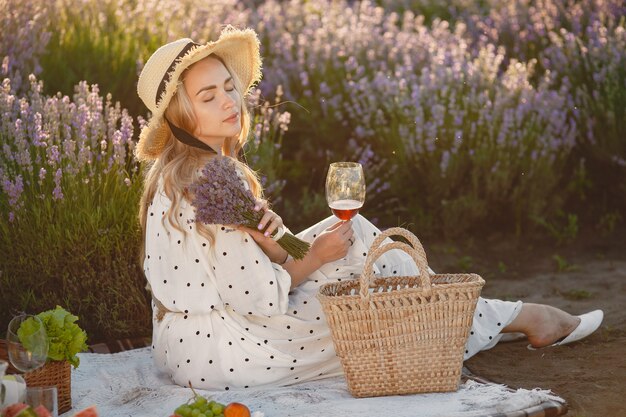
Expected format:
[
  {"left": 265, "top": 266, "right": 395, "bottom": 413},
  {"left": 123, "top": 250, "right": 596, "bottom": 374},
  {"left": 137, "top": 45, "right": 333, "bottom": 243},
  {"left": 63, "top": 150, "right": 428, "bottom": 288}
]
[
  {"left": 317, "top": 227, "right": 485, "bottom": 398},
  {"left": 24, "top": 360, "right": 72, "bottom": 413}
]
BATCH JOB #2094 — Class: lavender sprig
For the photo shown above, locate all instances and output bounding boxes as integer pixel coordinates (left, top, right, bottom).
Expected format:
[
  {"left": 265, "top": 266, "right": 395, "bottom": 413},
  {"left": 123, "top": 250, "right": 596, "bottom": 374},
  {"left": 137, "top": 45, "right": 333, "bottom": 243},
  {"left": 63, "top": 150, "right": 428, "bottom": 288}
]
[{"left": 190, "top": 157, "right": 310, "bottom": 260}]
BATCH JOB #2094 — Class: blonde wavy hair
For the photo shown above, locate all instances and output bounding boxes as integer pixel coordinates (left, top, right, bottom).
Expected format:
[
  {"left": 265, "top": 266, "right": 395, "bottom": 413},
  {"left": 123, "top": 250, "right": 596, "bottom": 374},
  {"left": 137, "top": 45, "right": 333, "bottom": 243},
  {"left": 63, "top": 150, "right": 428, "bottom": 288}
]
[{"left": 138, "top": 55, "right": 263, "bottom": 261}]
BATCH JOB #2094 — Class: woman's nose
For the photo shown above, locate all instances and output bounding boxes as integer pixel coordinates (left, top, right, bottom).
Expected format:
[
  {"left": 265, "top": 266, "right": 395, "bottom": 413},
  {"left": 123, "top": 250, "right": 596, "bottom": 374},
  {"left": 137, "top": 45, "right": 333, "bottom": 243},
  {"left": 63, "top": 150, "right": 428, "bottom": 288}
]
[{"left": 221, "top": 92, "right": 235, "bottom": 109}]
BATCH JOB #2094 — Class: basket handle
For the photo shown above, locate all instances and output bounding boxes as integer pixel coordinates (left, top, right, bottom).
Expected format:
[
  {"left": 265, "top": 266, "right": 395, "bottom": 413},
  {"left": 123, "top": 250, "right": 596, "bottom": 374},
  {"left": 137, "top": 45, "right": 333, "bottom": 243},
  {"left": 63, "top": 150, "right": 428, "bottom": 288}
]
[
  {"left": 360, "top": 240, "right": 432, "bottom": 300},
  {"left": 368, "top": 227, "right": 431, "bottom": 275},
  {"left": 369, "top": 227, "right": 423, "bottom": 254}
]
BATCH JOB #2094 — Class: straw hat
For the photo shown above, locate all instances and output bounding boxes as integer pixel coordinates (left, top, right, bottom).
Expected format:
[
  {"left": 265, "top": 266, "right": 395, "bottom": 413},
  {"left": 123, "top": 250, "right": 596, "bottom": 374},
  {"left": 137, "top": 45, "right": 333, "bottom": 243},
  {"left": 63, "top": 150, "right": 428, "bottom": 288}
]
[{"left": 136, "top": 26, "right": 262, "bottom": 161}]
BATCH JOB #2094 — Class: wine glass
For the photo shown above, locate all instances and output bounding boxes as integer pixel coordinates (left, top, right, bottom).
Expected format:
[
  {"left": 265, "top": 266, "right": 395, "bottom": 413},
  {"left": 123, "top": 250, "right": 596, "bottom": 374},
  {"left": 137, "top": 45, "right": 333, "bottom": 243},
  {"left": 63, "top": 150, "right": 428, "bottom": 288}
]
[
  {"left": 325, "top": 162, "right": 366, "bottom": 221},
  {"left": 6, "top": 314, "right": 49, "bottom": 373}
]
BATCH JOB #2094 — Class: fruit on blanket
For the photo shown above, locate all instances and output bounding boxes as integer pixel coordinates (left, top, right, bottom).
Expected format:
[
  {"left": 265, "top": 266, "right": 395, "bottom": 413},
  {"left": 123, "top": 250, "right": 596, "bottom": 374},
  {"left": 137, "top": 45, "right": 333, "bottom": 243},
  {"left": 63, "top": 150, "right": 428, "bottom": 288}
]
[
  {"left": 1, "top": 403, "right": 27, "bottom": 417},
  {"left": 32, "top": 406, "right": 52, "bottom": 417},
  {"left": 1, "top": 404, "right": 37, "bottom": 417},
  {"left": 175, "top": 398, "right": 227, "bottom": 417},
  {"left": 224, "top": 402, "right": 250, "bottom": 417},
  {"left": 209, "top": 400, "right": 224, "bottom": 415},
  {"left": 16, "top": 408, "right": 39, "bottom": 417},
  {"left": 71, "top": 405, "right": 99, "bottom": 417},
  {"left": 173, "top": 383, "right": 253, "bottom": 417},
  {"left": 3, "top": 402, "right": 99, "bottom": 417}
]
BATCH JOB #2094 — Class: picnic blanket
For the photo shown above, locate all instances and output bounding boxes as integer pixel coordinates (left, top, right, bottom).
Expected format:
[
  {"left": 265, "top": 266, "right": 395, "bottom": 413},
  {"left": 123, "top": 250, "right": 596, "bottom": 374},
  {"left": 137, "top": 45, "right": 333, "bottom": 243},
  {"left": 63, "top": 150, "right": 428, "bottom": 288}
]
[{"left": 57, "top": 341, "right": 567, "bottom": 417}]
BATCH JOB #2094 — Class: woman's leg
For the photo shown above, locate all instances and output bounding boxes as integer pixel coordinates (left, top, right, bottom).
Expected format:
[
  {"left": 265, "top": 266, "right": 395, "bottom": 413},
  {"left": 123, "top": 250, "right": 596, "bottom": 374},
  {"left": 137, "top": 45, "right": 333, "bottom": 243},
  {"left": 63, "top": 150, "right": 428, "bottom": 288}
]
[{"left": 503, "top": 303, "right": 580, "bottom": 348}]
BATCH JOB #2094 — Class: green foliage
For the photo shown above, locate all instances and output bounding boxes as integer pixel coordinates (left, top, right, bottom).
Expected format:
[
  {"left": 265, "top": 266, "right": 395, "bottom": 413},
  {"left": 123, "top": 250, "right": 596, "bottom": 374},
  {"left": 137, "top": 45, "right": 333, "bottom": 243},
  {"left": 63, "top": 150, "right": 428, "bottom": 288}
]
[
  {"left": 545, "top": 17, "right": 626, "bottom": 214},
  {"left": 533, "top": 211, "right": 579, "bottom": 245},
  {"left": 439, "top": 195, "right": 488, "bottom": 239},
  {"left": 566, "top": 159, "right": 593, "bottom": 201},
  {"left": 456, "top": 255, "right": 474, "bottom": 272},
  {"left": 281, "top": 187, "right": 331, "bottom": 233},
  {"left": 0, "top": 78, "right": 151, "bottom": 342},
  {"left": 245, "top": 87, "right": 336, "bottom": 231},
  {"left": 376, "top": 0, "right": 487, "bottom": 24},
  {"left": 38, "top": 0, "right": 166, "bottom": 117},
  {"left": 0, "top": 170, "right": 151, "bottom": 342},
  {"left": 245, "top": 88, "right": 290, "bottom": 205},
  {"left": 596, "top": 210, "right": 623, "bottom": 236},
  {"left": 19, "top": 306, "right": 88, "bottom": 368},
  {"left": 552, "top": 254, "right": 579, "bottom": 272},
  {"left": 12, "top": 0, "right": 622, "bottom": 239},
  {"left": 563, "top": 289, "right": 593, "bottom": 300}
]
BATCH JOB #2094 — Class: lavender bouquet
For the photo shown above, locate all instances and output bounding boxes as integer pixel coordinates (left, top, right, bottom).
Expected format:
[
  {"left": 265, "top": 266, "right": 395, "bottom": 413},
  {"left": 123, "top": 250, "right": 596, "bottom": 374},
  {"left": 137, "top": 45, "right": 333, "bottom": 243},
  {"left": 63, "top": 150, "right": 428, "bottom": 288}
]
[{"left": 190, "top": 157, "right": 310, "bottom": 260}]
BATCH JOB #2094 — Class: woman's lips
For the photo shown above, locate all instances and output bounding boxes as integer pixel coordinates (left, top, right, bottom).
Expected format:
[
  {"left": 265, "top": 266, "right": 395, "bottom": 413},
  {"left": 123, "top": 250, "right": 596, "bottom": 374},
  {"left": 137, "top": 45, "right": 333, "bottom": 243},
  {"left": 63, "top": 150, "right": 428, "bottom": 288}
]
[{"left": 223, "top": 113, "right": 239, "bottom": 123}]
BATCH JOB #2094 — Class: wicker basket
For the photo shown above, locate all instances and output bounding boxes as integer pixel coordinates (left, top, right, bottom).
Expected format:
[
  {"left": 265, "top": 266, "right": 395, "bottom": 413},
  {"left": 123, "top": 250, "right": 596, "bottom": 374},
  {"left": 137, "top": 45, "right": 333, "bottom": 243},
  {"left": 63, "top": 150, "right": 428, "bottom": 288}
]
[
  {"left": 317, "top": 227, "right": 485, "bottom": 398},
  {"left": 24, "top": 360, "right": 72, "bottom": 413}
]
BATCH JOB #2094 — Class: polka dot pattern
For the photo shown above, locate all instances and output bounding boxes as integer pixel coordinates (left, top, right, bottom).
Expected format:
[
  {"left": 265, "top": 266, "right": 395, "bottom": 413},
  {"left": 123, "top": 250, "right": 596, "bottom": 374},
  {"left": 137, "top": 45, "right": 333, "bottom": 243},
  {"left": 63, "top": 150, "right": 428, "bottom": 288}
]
[{"left": 145, "top": 192, "right": 521, "bottom": 390}]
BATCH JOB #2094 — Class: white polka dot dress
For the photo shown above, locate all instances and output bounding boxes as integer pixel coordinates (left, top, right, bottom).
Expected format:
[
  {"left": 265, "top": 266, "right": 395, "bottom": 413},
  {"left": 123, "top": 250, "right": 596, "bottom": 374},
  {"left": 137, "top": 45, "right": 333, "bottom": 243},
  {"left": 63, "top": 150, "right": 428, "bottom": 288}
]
[{"left": 144, "top": 185, "right": 521, "bottom": 390}]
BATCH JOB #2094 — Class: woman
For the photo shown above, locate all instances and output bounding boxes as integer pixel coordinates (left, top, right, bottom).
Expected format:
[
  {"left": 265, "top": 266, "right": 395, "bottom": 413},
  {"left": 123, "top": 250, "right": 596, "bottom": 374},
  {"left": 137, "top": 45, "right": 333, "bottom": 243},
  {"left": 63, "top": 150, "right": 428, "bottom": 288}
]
[{"left": 136, "top": 27, "right": 603, "bottom": 390}]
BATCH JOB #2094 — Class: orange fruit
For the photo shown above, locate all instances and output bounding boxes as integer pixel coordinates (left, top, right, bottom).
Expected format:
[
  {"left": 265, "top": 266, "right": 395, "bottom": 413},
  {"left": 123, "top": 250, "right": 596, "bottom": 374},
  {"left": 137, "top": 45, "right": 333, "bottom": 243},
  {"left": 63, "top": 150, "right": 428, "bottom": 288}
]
[
  {"left": 71, "top": 405, "right": 99, "bottom": 417},
  {"left": 32, "top": 405, "right": 52, "bottom": 417},
  {"left": 223, "top": 402, "right": 251, "bottom": 417}
]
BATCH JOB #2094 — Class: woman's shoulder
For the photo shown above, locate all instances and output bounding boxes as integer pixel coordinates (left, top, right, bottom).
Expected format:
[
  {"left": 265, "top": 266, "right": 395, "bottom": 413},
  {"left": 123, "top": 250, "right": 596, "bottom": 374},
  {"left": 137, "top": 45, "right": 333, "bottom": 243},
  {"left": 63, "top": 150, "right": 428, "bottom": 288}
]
[
  {"left": 152, "top": 176, "right": 169, "bottom": 206},
  {"left": 152, "top": 176, "right": 193, "bottom": 212}
]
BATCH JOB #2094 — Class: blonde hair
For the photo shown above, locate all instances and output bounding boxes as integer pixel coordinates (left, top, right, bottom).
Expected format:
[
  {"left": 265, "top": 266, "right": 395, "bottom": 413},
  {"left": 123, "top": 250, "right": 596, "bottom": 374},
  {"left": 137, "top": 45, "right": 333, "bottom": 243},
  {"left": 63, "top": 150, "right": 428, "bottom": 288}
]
[{"left": 138, "top": 55, "right": 263, "bottom": 262}]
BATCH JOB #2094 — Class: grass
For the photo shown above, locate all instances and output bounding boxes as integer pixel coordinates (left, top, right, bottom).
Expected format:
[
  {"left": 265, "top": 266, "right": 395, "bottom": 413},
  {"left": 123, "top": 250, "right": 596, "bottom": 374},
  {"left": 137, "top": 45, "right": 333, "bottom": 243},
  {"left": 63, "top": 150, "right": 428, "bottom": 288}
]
[
  {"left": 552, "top": 254, "right": 580, "bottom": 273},
  {"left": 562, "top": 289, "right": 593, "bottom": 300},
  {"left": 0, "top": 167, "right": 151, "bottom": 342},
  {"left": 39, "top": 0, "right": 165, "bottom": 117},
  {"left": 456, "top": 255, "right": 474, "bottom": 272}
]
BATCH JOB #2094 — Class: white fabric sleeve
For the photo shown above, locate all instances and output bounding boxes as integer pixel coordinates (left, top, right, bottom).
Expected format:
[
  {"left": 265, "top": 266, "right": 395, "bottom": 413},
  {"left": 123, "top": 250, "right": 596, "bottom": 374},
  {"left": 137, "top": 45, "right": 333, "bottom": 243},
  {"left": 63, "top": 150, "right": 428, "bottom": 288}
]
[
  {"left": 144, "top": 183, "right": 292, "bottom": 319},
  {"left": 204, "top": 226, "right": 292, "bottom": 317}
]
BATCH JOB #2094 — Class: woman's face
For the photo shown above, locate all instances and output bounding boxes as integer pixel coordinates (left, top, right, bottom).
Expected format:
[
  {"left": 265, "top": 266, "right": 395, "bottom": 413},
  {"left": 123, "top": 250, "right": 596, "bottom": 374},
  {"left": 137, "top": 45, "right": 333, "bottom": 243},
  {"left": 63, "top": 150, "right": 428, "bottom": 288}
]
[{"left": 183, "top": 56, "right": 242, "bottom": 150}]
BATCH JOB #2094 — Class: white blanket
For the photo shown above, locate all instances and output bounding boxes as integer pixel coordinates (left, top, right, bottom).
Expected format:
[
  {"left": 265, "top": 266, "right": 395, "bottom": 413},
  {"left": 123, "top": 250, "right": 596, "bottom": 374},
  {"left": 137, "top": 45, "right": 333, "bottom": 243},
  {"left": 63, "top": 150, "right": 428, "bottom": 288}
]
[{"left": 61, "top": 348, "right": 564, "bottom": 417}]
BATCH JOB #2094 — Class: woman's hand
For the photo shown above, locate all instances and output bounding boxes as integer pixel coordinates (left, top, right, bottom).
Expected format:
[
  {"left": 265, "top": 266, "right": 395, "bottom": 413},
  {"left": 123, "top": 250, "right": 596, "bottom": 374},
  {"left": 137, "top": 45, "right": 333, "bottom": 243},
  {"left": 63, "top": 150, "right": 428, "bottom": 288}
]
[
  {"left": 280, "top": 220, "right": 354, "bottom": 290},
  {"left": 309, "top": 220, "right": 354, "bottom": 265},
  {"left": 237, "top": 199, "right": 289, "bottom": 264},
  {"left": 254, "top": 199, "right": 283, "bottom": 238}
]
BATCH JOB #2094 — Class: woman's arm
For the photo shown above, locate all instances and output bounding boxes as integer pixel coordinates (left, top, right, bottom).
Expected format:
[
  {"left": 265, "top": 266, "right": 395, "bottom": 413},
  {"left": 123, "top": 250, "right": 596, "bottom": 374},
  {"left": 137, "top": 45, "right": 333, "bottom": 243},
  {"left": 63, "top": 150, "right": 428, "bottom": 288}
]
[
  {"left": 238, "top": 226, "right": 289, "bottom": 264},
  {"left": 242, "top": 220, "right": 353, "bottom": 289},
  {"left": 281, "top": 250, "right": 324, "bottom": 289}
]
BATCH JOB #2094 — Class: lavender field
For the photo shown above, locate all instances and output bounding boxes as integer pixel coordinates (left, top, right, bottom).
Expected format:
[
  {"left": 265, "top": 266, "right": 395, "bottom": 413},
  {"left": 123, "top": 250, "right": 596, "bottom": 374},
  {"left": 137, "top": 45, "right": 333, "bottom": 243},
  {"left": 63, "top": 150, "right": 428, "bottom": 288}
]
[{"left": 1, "top": 0, "right": 624, "bottom": 341}]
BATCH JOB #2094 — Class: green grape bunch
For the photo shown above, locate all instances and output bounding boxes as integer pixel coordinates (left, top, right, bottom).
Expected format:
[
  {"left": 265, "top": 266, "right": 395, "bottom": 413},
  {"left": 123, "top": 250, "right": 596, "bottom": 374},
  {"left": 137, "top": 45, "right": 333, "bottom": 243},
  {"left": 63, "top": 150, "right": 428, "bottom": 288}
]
[
  {"left": 173, "top": 397, "right": 225, "bottom": 417},
  {"left": 170, "top": 382, "right": 226, "bottom": 417}
]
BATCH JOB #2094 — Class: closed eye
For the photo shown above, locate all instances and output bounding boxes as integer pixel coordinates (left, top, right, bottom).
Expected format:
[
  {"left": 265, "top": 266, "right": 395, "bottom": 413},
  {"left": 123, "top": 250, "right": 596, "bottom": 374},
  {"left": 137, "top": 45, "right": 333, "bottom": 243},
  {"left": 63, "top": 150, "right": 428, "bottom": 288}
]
[
  {"left": 195, "top": 76, "right": 234, "bottom": 96},
  {"left": 201, "top": 80, "right": 235, "bottom": 102}
]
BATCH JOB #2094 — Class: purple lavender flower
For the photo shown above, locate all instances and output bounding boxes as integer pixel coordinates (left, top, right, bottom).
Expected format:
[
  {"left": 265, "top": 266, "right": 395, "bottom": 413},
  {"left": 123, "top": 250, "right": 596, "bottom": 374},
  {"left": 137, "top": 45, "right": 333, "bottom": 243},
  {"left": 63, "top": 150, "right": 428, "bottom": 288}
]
[
  {"left": 190, "top": 157, "right": 309, "bottom": 260},
  {"left": 191, "top": 157, "right": 256, "bottom": 226},
  {"left": 2, "top": 174, "right": 24, "bottom": 214},
  {"left": 47, "top": 144, "right": 60, "bottom": 166},
  {"left": 0, "top": 0, "right": 52, "bottom": 93},
  {"left": 52, "top": 168, "right": 63, "bottom": 200}
]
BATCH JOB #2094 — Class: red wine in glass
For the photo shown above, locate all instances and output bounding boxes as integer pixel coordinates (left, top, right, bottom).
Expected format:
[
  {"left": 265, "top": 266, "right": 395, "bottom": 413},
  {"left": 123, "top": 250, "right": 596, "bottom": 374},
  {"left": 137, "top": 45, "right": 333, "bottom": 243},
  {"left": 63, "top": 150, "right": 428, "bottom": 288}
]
[
  {"left": 329, "top": 199, "right": 363, "bottom": 221},
  {"left": 326, "top": 162, "right": 366, "bottom": 222}
]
